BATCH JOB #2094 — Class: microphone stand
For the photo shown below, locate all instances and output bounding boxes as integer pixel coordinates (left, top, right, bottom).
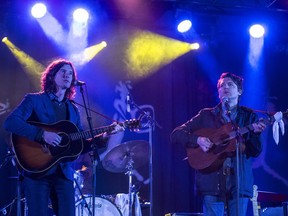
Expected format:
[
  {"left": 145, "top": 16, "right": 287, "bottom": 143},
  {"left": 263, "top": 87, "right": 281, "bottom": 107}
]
[
  {"left": 129, "top": 99, "right": 162, "bottom": 130},
  {"left": 78, "top": 84, "right": 100, "bottom": 216},
  {"left": 128, "top": 95, "right": 162, "bottom": 216},
  {"left": 225, "top": 105, "right": 243, "bottom": 216}
]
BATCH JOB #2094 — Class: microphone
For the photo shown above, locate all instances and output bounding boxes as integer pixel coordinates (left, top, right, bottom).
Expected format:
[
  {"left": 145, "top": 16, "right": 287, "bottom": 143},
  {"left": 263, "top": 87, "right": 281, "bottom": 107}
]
[
  {"left": 222, "top": 97, "right": 230, "bottom": 111},
  {"left": 74, "top": 80, "right": 85, "bottom": 86},
  {"left": 126, "top": 94, "right": 131, "bottom": 113}
]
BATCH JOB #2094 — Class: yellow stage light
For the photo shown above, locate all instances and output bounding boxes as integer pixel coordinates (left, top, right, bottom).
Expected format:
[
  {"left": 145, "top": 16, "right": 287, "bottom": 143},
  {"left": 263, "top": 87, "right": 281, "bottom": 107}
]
[
  {"left": 70, "top": 41, "right": 107, "bottom": 66},
  {"left": 101, "top": 41, "right": 107, "bottom": 47},
  {"left": 2, "top": 38, "right": 44, "bottom": 89},
  {"left": 124, "top": 30, "right": 193, "bottom": 78},
  {"left": 190, "top": 43, "right": 200, "bottom": 50},
  {"left": 2, "top": 37, "right": 7, "bottom": 42}
]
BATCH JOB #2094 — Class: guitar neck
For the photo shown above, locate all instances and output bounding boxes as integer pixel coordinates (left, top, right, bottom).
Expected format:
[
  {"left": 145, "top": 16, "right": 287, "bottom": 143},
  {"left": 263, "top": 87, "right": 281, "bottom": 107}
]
[
  {"left": 70, "top": 124, "right": 115, "bottom": 141},
  {"left": 226, "top": 115, "right": 274, "bottom": 142}
]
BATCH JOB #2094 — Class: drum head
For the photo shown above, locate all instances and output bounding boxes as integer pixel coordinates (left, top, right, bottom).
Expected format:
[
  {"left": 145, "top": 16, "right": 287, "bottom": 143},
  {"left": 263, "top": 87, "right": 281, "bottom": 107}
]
[{"left": 75, "top": 195, "right": 122, "bottom": 216}]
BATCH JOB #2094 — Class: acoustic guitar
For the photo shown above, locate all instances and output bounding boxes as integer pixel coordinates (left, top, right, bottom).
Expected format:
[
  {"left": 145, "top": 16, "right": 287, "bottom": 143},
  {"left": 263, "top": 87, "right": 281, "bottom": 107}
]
[
  {"left": 11, "top": 119, "right": 140, "bottom": 174},
  {"left": 186, "top": 112, "right": 284, "bottom": 173}
]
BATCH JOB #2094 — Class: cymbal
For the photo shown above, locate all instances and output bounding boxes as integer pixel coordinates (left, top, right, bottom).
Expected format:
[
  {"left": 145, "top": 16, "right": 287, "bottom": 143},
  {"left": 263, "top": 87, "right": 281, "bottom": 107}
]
[{"left": 102, "top": 140, "right": 149, "bottom": 173}]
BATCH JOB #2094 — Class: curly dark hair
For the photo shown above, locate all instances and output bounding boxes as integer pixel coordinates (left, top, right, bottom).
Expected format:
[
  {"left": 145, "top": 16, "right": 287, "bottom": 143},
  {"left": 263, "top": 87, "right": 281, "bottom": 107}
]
[{"left": 41, "top": 59, "right": 77, "bottom": 99}]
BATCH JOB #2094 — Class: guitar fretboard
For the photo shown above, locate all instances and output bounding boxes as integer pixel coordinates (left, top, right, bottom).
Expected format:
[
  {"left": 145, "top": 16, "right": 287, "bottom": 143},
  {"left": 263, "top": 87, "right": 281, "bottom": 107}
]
[{"left": 70, "top": 125, "right": 115, "bottom": 141}]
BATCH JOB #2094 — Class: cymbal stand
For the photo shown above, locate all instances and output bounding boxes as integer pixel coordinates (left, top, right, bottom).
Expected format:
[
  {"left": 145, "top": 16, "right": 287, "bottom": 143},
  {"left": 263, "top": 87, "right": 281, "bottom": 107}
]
[
  {"left": 74, "top": 178, "right": 92, "bottom": 216},
  {"left": 128, "top": 94, "right": 162, "bottom": 216},
  {"left": 126, "top": 155, "right": 135, "bottom": 216}
]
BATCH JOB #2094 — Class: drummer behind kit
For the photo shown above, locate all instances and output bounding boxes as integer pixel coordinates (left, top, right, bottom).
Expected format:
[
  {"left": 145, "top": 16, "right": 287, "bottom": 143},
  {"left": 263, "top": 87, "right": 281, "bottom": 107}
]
[{"left": 73, "top": 140, "right": 149, "bottom": 216}]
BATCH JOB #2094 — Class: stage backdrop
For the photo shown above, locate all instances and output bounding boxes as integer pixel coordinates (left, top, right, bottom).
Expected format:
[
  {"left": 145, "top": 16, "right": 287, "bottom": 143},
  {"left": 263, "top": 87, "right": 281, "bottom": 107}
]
[{"left": 1, "top": 5, "right": 288, "bottom": 216}]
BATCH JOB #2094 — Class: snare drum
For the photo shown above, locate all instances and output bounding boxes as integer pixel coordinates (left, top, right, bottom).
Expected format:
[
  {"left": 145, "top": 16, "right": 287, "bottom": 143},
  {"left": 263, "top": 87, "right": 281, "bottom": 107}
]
[{"left": 75, "top": 195, "right": 122, "bottom": 216}]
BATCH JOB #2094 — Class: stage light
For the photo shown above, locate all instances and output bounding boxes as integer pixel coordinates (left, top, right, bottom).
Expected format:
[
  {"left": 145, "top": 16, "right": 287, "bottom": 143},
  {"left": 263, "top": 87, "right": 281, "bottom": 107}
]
[
  {"left": 68, "top": 8, "right": 89, "bottom": 50},
  {"left": 2, "top": 37, "right": 7, "bottom": 42},
  {"left": 177, "top": 20, "right": 192, "bottom": 33},
  {"left": 175, "top": 9, "right": 193, "bottom": 33},
  {"left": 101, "top": 41, "right": 107, "bottom": 47},
  {"left": 124, "top": 30, "right": 194, "bottom": 78},
  {"left": 73, "top": 8, "right": 89, "bottom": 23},
  {"left": 70, "top": 41, "right": 107, "bottom": 66},
  {"left": 31, "top": 3, "right": 47, "bottom": 18},
  {"left": 190, "top": 43, "right": 200, "bottom": 50},
  {"left": 249, "top": 24, "right": 265, "bottom": 38}
]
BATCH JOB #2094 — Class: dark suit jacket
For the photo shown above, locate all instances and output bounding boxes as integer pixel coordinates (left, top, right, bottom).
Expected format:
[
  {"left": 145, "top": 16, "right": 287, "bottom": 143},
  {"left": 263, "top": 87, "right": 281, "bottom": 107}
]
[{"left": 171, "top": 103, "right": 262, "bottom": 198}]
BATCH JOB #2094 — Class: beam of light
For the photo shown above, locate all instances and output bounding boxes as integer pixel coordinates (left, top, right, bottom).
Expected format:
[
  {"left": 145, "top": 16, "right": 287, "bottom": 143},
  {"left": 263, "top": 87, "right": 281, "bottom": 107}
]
[
  {"left": 31, "top": 3, "right": 47, "bottom": 19},
  {"left": 67, "top": 21, "right": 88, "bottom": 53},
  {"left": 248, "top": 37, "right": 264, "bottom": 70},
  {"left": 69, "top": 41, "right": 107, "bottom": 66},
  {"left": 242, "top": 35, "right": 265, "bottom": 110},
  {"left": 124, "top": 30, "right": 195, "bottom": 78},
  {"left": 67, "top": 9, "right": 89, "bottom": 54},
  {"left": 35, "top": 11, "right": 67, "bottom": 47},
  {"left": 2, "top": 38, "right": 44, "bottom": 89}
]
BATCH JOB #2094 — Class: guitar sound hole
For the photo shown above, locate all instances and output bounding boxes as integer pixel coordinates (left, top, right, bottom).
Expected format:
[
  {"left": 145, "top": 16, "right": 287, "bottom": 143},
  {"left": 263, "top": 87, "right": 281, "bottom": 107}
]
[
  {"left": 48, "top": 133, "right": 70, "bottom": 156},
  {"left": 57, "top": 132, "right": 70, "bottom": 147}
]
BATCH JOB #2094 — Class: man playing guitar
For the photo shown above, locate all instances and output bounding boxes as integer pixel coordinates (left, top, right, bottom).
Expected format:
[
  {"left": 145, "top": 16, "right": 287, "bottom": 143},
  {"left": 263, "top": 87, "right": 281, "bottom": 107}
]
[
  {"left": 4, "top": 59, "right": 124, "bottom": 216},
  {"left": 171, "top": 72, "right": 266, "bottom": 215}
]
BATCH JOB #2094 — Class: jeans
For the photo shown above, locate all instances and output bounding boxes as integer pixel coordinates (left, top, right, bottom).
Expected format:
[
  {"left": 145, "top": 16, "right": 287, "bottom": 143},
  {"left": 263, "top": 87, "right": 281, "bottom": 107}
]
[
  {"left": 203, "top": 195, "right": 249, "bottom": 216},
  {"left": 23, "top": 172, "right": 75, "bottom": 216}
]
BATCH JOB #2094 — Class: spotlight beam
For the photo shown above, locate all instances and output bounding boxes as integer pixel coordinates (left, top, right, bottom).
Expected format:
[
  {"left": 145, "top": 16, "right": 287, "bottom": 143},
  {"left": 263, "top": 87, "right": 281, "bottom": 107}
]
[
  {"left": 124, "top": 30, "right": 196, "bottom": 78},
  {"left": 2, "top": 38, "right": 44, "bottom": 88}
]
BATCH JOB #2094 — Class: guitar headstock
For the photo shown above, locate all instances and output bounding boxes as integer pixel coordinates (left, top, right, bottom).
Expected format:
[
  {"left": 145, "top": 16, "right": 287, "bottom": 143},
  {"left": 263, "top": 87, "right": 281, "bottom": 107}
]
[{"left": 123, "top": 118, "right": 141, "bottom": 131}]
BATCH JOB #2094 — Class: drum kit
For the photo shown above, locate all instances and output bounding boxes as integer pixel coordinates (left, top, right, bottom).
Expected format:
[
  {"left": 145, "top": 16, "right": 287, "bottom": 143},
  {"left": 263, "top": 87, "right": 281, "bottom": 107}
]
[
  {"left": 74, "top": 140, "right": 149, "bottom": 216},
  {"left": 0, "top": 140, "right": 149, "bottom": 216}
]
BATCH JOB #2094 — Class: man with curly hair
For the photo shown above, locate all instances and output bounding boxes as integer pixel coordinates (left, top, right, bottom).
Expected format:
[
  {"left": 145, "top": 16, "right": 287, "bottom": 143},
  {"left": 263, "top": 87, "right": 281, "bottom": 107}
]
[{"left": 4, "top": 59, "right": 121, "bottom": 216}]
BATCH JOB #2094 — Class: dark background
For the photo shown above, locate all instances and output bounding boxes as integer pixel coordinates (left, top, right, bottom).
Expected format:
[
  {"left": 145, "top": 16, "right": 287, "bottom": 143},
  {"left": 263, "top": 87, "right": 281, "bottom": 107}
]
[{"left": 1, "top": 0, "right": 288, "bottom": 215}]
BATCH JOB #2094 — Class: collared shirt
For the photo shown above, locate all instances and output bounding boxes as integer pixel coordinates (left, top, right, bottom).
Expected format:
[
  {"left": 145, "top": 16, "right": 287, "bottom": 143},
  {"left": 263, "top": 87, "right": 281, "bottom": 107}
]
[
  {"left": 48, "top": 93, "right": 68, "bottom": 121},
  {"left": 221, "top": 103, "right": 238, "bottom": 123}
]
